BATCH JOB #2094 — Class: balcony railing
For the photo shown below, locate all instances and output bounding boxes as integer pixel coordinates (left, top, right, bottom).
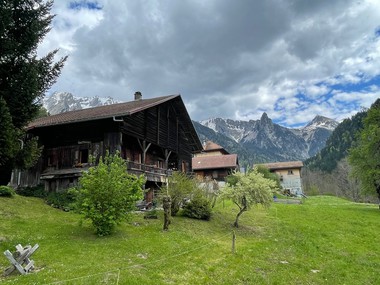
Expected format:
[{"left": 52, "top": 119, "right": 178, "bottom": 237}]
[{"left": 126, "top": 161, "right": 168, "bottom": 178}]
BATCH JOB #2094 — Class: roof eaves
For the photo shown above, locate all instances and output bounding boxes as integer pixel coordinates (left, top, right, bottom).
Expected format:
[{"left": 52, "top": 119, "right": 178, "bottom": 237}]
[{"left": 27, "top": 94, "right": 180, "bottom": 129}]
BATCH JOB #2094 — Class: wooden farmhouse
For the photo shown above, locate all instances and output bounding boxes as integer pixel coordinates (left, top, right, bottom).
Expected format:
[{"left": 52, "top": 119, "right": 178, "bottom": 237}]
[
  {"left": 257, "top": 161, "right": 304, "bottom": 196},
  {"left": 192, "top": 141, "right": 239, "bottom": 188},
  {"left": 12, "top": 93, "right": 202, "bottom": 204}
]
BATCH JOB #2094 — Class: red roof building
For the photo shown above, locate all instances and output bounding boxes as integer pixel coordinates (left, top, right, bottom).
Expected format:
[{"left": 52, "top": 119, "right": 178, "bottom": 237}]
[{"left": 192, "top": 141, "right": 239, "bottom": 183}]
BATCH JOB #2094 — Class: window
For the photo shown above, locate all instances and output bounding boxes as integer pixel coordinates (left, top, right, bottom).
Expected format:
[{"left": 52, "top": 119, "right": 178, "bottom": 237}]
[
  {"left": 287, "top": 170, "right": 294, "bottom": 175},
  {"left": 79, "top": 149, "right": 89, "bottom": 163}
]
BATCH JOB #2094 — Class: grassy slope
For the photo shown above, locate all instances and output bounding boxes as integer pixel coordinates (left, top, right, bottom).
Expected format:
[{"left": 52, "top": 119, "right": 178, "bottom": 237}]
[{"left": 0, "top": 195, "right": 379, "bottom": 285}]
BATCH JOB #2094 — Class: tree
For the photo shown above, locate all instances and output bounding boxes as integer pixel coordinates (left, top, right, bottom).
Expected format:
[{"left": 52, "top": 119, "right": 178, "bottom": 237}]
[
  {"left": 0, "top": 0, "right": 67, "bottom": 185},
  {"left": 221, "top": 169, "right": 277, "bottom": 227},
  {"left": 166, "top": 171, "right": 196, "bottom": 216},
  {"left": 349, "top": 99, "right": 380, "bottom": 207},
  {"left": 71, "top": 152, "right": 145, "bottom": 236},
  {"left": 0, "top": 97, "right": 17, "bottom": 167},
  {"left": 255, "top": 165, "right": 282, "bottom": 189}
]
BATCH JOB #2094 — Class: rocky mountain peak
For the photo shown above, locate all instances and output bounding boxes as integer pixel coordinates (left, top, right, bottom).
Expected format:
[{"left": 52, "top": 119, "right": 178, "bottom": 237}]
[
  {"left": 197, "top": 113, "right": 339, "bottom": 163},
  {"left": 260, "top": 112, "right": 272, "bottom": 125},
  {"left": 260, "top": 112, "right": 272, "bottom": 122},
  {"left": 304, "top": 115, "right": 339, "bottom": 131}
]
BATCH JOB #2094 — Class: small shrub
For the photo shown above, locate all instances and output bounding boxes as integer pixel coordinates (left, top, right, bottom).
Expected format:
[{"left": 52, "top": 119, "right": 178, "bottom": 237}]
[
  {"left": 45, "top": 191, "right": 75, "bottom": 211},
  {"left": 17, "top": 184, "right": 46, "bottom": 198},
  {"left": 0, "top": 186, "right": 15, "bottom": 197},
  {"left": 182, "top": 196, "right": 212, "bottom": 220}
]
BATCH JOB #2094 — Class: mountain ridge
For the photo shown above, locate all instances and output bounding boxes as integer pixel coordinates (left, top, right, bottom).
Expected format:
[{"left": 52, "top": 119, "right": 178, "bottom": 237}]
[
  {"left": 198, "top": 114, "right": 338, "bottom": 164},
  {"left": 43, "top": 92, "right": 120, "bottom": 115}
]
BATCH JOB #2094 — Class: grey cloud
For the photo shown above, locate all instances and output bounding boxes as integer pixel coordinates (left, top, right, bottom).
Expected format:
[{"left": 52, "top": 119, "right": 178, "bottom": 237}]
[{"left": 49, "top": 0, "right": 380, "bottom": 125}]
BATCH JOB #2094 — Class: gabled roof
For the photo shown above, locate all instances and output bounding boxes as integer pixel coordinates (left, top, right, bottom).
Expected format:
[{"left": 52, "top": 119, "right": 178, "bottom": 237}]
[
  {"left": 257, "top": 161, "right": 304, "bottom": 170},
  {"left": 192, "top": 154, "right": 238, "bottom": 170},
  {"left": 27, "top": 94, "right": 203, "bottom": 152},
  {"left": 203, "top": 141, "right": 229, "bottom": 153},
  {"left": 201, "top": 141, "right": 229, "bottom": 155},
  {"left": 28, "top": 95, "right": 177, "bottom": 129}
]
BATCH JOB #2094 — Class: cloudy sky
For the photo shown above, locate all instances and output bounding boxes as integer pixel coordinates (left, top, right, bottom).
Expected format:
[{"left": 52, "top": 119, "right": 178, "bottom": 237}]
[{"left": 39, "top": 0, "right": 380, "bottom": 127}]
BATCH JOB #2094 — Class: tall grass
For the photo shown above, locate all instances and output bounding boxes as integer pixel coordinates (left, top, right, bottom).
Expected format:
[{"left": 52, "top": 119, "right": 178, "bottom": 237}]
[{"left": 0, "top": 195, "right": 379, "bottom": 284}]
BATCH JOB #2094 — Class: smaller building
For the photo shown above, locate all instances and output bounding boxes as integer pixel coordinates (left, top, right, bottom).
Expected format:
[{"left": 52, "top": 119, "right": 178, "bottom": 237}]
[
  {"left": 257, "top": 161, "right": 304, "bottom": 196},
  {"left": 192, "top": 141, "right": 239, "bottom": 188}
]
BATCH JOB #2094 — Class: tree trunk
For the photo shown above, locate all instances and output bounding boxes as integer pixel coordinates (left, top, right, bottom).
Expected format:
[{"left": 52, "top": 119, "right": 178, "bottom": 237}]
[
  {"left": 163, "top": 196, "right": 171, "bottom": 230},
  {"left": 233, "top": 206, "right": 247, "bottom": 228}
]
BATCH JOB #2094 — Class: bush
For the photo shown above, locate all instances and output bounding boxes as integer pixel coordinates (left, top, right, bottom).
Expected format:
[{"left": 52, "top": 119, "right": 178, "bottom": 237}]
[
  {"left": 71, "top": 151, "right": 145, "bottom": 236},
  {"left": 16, "top": 185, "right": 46, "bottom": 198},
  {"left": 45, "top": 191, "right": 75, "bottom": 211},
  {"left": 17, "top": 185, "right": 74, "bottom": 211},
  {"left": 0, "top": 186, "right": 15, "bottom": 197},
  {"left": 182, "top": 196, "right": 212, "bottom": 220},
  {"left": 166, "top": 171, "right": 196, "bottom": 216}
]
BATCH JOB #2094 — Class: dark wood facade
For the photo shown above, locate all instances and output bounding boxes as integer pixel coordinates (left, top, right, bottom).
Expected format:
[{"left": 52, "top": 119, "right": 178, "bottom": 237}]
[{"left": 11, "top": 95, "right": 202, "bottom": 203}]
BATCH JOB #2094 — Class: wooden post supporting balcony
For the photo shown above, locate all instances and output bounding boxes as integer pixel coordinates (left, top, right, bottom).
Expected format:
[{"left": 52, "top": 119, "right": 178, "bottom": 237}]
[{"left": 137, "top": 139, "right": 151, "bottom": 166}]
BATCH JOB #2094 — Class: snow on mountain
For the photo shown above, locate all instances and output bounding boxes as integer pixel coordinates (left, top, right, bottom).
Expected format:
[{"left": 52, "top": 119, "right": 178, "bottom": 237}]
[
  {"left": 200, "top": 117, "right": 255, "bottom": 143},
  {"left": 198, "top": 113, "right": 339, "bottom": 162},
  {"left": 302, "top": 115, "right": 339, "bottom": 131},
  {"left": 43, "top": 92, "right": 120, "bottom": 115}
]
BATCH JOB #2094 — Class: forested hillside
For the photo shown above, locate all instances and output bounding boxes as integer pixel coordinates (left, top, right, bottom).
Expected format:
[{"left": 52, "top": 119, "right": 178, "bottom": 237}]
[
  {"left": 302, "top": 108, "right": 378, "bottom": 202},
  {"left": 304, "top": 110, "right": 366, "bottom": 172}
]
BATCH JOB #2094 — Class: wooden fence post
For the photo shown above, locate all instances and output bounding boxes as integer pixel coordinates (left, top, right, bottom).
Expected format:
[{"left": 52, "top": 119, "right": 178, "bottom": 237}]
[{"left": 232, "top": 231, "right": 236, "bottom": 254}]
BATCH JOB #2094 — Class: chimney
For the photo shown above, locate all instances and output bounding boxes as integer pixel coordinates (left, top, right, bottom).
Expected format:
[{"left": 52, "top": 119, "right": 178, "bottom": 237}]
[{"left": 134, "top": 91, "right": 142, "bottom": 101}]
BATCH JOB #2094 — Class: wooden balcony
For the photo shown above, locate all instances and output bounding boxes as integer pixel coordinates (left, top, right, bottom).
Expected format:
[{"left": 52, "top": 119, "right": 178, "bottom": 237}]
[{"left": 126, "top": 161, "right": 168, "bottom": 183}]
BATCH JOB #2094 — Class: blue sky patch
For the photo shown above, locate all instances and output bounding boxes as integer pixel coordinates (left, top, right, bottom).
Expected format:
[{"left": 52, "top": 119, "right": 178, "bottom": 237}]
[
  {"left": 69, "top": 1, "right": 102, "bottom": 10},
  {"left": 330, "top": 74, "right": 380, "bottom": 93},
  {"left": 375, "top": 27, "right": 380, "bottom": 38}
]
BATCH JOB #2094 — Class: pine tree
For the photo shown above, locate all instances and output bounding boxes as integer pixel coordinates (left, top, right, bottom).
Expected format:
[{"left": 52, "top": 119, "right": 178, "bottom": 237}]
[
  {"left": 0, "top": 0, "right": 67, "bottom": 185},
  {"left": 0, "top": 97, "right": 17, "bottom": 167}
]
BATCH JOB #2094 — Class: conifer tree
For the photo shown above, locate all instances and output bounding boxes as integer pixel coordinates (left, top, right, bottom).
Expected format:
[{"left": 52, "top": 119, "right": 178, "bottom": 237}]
[{"left": 0, "top": 0, "right": 67, "bottom": 184}]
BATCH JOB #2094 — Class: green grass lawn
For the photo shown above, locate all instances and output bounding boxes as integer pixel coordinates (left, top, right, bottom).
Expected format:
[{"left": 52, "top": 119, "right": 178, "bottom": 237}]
[{"left": 0, "top": 195, "right": 379, "bottom": 284}]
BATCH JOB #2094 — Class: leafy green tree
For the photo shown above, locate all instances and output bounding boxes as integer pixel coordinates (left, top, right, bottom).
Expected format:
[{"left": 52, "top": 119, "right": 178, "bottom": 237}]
[
  {"left": 71, "top": 152, "right": 145, "bottom": 236},
  {"left": 166, "top": 171, "right": 196, "bottom": 216},
  {"left": 255, "top": 165, "right": 281, "bottom": 189},
  {"left": 349, "top": 99, "right": 380, "bottom": 207},
  {"left": 0, "top": 0, "right": 67, "bottom": 185},
  {"left": 221, "top": 169, "right": 277, "bottom": 227}
]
